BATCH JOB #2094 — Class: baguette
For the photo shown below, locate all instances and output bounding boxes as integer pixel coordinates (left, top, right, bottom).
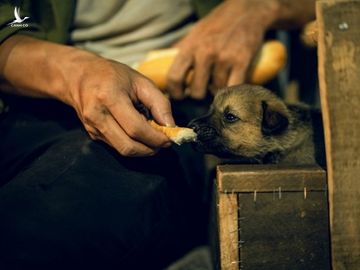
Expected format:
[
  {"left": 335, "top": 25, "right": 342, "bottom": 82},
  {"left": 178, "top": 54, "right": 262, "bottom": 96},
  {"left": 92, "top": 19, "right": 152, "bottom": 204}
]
[
  {"left": 136, "top": 40, "right": 287, "bottom": 89},
  {"left": 248, "top": 40, "right": 287, "bottom": 84},
  {"left": 148, "top": 120, "right": 197, "bottom": 145},
  {"left": 136, "top": 48, "right": 180, "bottom": 90}
]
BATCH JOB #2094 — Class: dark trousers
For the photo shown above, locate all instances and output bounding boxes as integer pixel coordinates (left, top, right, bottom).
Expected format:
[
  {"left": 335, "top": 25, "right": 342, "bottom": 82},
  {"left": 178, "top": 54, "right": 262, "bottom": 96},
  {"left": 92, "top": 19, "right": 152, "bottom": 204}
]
[{"left": 0, "top": 96, "right": 209, "bottom": 269}]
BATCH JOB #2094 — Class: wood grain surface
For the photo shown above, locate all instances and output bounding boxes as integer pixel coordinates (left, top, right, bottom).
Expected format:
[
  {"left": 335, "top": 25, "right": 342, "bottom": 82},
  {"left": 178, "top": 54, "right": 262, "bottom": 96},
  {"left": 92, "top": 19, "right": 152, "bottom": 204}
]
[
  {"left": 317, "top": 0, "right": 360, "bottom": 269},
  {"left": 217, "top": 164, "right": 326, "bottom": 192},
  {"left": 217, "top": 192, "right": 239, "bottom": 270}
]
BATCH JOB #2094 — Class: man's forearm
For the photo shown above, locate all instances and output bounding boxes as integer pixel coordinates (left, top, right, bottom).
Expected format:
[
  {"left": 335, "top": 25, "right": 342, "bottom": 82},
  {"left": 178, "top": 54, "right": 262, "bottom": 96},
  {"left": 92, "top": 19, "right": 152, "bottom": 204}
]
[{"left": 0, "top": 35, "right": 95, "bottom": 105}]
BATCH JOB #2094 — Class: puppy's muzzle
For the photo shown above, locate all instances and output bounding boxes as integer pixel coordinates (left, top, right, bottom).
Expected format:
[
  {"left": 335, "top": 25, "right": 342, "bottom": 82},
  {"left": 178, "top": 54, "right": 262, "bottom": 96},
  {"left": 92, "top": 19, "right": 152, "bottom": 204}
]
[{"left": 188, "top": 120, "right": 217, "bottom": 142}]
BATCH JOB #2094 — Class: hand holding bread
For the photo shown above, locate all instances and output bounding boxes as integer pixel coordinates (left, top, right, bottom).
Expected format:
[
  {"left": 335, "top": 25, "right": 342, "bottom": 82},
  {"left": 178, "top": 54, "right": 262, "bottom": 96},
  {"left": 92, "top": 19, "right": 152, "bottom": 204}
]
[
  {"left": 136, "top": 40, "right": 287, "bottom": 91},
  {"left": 148, "top": 120, "right": 197, "bottom": 145}
]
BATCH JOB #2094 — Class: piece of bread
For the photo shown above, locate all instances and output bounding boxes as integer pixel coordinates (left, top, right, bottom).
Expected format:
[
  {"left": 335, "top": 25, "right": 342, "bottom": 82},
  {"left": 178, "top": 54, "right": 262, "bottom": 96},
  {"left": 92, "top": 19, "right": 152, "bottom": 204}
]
[
  {"left": 149, "top": 120, "right": 197, "bottom": 145},
  {"left": 248, "top": 40, "right": 287, "bottom": 85},
  {"left": 136, "top": 48, "right": 180, "bottom": 90},
  {"left": 136, "top": 40, "right": 287, "bottom": 90}
]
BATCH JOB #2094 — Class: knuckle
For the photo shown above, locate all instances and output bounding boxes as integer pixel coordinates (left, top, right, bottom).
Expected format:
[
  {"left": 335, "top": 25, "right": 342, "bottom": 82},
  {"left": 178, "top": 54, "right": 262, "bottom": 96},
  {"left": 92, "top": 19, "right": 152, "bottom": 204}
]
[
  {"left": 119, "top": 145, "right": 137, "bottom": 157},
  {"left": 88, "top": 130, "right": 101, "bottom": 141},
  {"left": 217, "top": 53, "right": 231, "bottom": 66},
  {"left": 167, "top": 71, "right": 182, "bottom": 85},
  {"left": 200, "top": 46, "right": 216, "bottom": 61},
  {"left": 144, "top": 150, "right": 157, "bottom": 157},
  {"left": 96, "top": 123, "right": 108, "bottom": 135},
  {"left": 102, "top": 64, "right": 118, "bottom": 78},
  {"left": 126, "top": 126, "right": 141, "bottom": 139},
  {"left": 96, "top": 90, "right": 110, "bottom": 104},
  {"left": 82, "top": 108, "right": 96, "bottom": 125}
]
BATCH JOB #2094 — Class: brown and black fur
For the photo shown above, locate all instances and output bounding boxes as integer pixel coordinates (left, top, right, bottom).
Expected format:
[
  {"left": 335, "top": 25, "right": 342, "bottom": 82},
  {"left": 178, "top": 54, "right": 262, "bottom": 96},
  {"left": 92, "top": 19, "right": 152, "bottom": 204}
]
[{"left": 189, "top": 84, "right": 325, "bottom": 165}]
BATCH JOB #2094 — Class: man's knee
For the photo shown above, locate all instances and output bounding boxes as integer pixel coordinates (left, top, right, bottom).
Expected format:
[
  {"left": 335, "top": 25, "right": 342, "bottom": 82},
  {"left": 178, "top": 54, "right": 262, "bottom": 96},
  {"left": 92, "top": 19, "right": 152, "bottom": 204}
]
[{"left": 0, "top": 130, "right": 186, "bottom": 268}]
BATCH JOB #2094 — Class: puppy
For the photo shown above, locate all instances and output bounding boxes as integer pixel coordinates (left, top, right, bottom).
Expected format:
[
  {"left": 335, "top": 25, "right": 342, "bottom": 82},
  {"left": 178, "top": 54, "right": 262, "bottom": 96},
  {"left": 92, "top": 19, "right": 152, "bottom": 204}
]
[{"left": 189, "top": 84, "right": 325, "bottom": 165}]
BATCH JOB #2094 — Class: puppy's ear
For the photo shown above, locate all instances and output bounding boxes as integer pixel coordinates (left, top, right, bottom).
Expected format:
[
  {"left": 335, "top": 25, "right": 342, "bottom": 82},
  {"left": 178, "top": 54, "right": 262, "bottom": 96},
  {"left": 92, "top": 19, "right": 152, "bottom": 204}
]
[{"left": 261, "top": 101, "right": 289, "bottom": 136}]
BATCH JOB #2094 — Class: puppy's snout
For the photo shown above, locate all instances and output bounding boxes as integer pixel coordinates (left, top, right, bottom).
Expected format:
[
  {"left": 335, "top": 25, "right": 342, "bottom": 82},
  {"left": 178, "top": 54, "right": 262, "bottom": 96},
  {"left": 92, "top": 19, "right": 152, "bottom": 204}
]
[
  {"left": 187, "top": 120, "right": 201, "bottom": 134},
  {"left": 197, "top": 126, "right": 217, "bottom": 142},
  {"left": 188, "top": 120, "right": 217, "bottom": 142}
]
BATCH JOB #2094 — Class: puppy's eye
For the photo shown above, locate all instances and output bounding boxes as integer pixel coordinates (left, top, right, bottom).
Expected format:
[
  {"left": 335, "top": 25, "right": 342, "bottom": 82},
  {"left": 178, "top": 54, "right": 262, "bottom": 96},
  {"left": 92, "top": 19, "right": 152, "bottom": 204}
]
[{"left": 223, "top": 112, "right": 239, "bottom": 123}]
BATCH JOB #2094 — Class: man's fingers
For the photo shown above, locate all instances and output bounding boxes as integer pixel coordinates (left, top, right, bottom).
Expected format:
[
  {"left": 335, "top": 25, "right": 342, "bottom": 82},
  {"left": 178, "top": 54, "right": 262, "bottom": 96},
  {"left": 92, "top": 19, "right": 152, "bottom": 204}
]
[
  {"left": 213, "top": 62, "right": 231, "bottom": 89},
  {"left": 84, "top": 123, "right": 100, "bottom": 140},
  {"left": 98, "top": 113, "right": 157, "bottom": 157},
  {"left": 109, "top": 95, "right": 170, "bottom": 148},
  {"left": 135, "top": 80, "right": 175, "bottom": 127},
  {"left": 227, "top": 65, "right": 247, "bottom": 86},
  {"left": 189, "top": 52, "right": 213, "bottom": 99},
  {"left": 167, "top": 51, "right": 193, "bottom": 100},
  {"left": 82, "top": 105, "right": 157, "bottom": 156}
]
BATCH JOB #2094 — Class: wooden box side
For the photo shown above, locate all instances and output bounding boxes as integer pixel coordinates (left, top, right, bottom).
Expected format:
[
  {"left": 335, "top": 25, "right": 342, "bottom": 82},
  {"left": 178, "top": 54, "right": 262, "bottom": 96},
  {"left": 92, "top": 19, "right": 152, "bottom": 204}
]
[
  {"left": 317, "top": 1, "right": 360, "bottom": 268},
  {"left": 238, "top": 191, "right": 330, "bottom": 269},
  {"left": 216, "top": 164, "right": 330, "bottom": 269},
  {"left": 216, "top": 191, "right": 239, "bottom": 270},
  {"left": 217, "top": 164, "right": 327, "bottom": 192}
]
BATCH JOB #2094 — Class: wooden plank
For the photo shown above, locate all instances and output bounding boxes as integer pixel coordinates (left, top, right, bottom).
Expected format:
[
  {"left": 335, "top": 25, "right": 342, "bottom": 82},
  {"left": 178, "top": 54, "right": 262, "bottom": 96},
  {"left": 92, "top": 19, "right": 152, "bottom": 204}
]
[
  {"left": 239, "top": 191, "right": 330, "bottom": 269},
  {"left": 317, "top": 0, "right": 360, "bottom": 269},
  {"left": 217, "top": 164, "right": 326, "bottom": 192},
  {"left": 217, "top": 192, "right": 239, "bottom": 270}
]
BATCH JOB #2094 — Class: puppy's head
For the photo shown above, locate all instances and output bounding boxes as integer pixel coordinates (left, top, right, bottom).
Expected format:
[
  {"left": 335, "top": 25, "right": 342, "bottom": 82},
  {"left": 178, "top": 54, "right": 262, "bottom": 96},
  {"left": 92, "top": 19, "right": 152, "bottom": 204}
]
[{"left": 188, "top": 84, "right": 291, "bottom": 162}]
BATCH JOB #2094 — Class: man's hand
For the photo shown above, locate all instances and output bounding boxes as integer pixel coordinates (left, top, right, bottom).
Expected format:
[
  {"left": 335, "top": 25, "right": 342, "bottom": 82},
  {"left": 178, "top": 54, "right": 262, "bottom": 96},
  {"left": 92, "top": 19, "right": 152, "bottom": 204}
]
[
  {"left": 167, "top": 0, "right": 279, "bottom": 99},
  {"left": 67, "top": 57, "right": 174, "bottom": 156},
  {"left": 0, "top": 36, "right": 175, "bottom": 157}
]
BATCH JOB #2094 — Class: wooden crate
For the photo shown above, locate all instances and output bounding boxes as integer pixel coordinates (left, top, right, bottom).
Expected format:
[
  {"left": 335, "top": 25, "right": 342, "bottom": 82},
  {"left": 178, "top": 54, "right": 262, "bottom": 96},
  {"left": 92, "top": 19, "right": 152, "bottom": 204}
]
[
  {"left": 214, "top": 164, "right": 330, "bottom": 270},
  {"left": 317, "top": 1, "right": 360, "bottom": 268}
]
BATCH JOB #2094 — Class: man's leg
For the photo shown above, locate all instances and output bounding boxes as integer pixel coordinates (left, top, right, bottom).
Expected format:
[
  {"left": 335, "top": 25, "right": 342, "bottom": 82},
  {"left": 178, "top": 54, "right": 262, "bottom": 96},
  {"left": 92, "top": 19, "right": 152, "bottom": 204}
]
[{"left": 0, "top": 99, "right": 202, "bottom": 269}]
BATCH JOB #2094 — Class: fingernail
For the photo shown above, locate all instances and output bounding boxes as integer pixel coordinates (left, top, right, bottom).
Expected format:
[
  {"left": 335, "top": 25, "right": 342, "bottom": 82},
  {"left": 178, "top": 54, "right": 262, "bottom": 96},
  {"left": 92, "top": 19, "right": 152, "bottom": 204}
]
[{"left": 163, "top": 114, "right": 175, "bottom": 127}]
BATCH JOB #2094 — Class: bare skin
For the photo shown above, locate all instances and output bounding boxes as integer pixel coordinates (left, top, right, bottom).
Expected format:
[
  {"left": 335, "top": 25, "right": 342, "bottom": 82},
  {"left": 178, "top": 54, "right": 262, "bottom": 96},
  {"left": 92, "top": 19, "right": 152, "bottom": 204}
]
[
  {"left": 0, "top": 35, "right": 174, "bottom": 157},
  {"left": 167, "top": 0, "right": 315, "bottom": 100}
]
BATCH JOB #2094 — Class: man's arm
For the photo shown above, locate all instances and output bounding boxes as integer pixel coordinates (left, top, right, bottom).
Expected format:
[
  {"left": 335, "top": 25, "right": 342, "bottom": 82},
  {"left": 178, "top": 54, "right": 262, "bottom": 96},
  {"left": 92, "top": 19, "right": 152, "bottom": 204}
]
[
  {"left": 167, "top": 0, "right": 316, "bottom": 99},
  {"left": 0, "top": 35, "right": 175, "bottom": 156}
]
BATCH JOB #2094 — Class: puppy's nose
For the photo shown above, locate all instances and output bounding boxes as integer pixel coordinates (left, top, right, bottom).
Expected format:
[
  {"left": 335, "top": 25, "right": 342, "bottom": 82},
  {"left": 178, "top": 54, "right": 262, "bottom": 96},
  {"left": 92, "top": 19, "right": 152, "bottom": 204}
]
[
  {"left": 196, "top": 126, "right": 217, "bottom": 141},
  {"left": 188, "top": 120, "right": 217, "bottom": 142},
  {"left": 187, "top": 120, "right": 201, "bottom": 134}
]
